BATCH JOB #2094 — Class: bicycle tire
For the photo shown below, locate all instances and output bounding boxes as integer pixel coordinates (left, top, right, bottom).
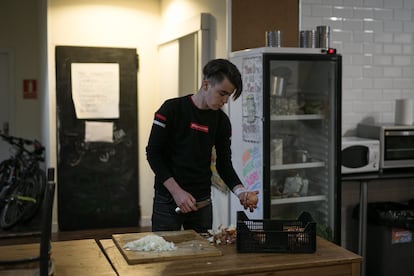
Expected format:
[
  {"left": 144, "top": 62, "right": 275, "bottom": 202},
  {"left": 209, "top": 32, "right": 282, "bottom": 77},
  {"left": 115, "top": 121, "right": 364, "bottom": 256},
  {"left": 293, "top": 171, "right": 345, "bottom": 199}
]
[
  {"left": 0, "top": 169, "right": 46, "bottom": 229},
  {"left": 0, "top": 159, "right": 13, "bottom": 193},
  {"left": 21, "top": 168, "right": 46, "bottom": 222},
  {"left": 0, "top": 159, "right": 15, "bottom": 211}
]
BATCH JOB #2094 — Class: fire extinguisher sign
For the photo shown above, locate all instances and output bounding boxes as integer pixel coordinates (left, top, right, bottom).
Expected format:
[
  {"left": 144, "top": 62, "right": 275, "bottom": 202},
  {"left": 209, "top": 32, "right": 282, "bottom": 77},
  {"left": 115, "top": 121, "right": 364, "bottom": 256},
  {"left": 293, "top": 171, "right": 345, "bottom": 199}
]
[{"left": 23, "top": 79, "right": 37, "bottom": 99}]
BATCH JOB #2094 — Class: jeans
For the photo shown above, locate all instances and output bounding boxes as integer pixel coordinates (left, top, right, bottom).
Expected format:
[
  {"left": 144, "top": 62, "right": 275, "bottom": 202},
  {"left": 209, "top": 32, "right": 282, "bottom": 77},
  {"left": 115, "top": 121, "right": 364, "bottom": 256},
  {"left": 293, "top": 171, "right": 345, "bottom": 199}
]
[{"left": 151, "top": 191, "right": 212, "bottom": 233}]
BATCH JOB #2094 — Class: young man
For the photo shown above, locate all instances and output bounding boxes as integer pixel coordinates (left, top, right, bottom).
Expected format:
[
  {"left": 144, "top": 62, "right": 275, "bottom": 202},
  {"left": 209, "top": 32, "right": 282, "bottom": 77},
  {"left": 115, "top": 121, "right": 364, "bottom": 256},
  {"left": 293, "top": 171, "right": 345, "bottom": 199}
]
[{"left": 146, "top": 58, "right": 258, "bottom": 232}]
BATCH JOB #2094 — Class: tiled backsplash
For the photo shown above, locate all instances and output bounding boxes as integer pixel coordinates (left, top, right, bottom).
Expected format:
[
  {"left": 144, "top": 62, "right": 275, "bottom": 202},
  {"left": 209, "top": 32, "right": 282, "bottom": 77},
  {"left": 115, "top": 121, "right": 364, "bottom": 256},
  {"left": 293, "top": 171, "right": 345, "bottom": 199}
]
[{"left": 301, "top": 0, "right": 414, "bottom": 135}]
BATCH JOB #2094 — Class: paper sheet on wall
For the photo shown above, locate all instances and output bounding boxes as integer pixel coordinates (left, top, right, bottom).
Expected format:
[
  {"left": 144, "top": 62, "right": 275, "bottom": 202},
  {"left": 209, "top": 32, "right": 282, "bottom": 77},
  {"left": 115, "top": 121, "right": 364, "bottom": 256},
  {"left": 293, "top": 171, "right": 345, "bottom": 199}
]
[
  {"left": 71, "top": 63, "right": 120, "bottom": 119},
  {"left": 85, "top": 121, "right": 113, "bottom": 142}
]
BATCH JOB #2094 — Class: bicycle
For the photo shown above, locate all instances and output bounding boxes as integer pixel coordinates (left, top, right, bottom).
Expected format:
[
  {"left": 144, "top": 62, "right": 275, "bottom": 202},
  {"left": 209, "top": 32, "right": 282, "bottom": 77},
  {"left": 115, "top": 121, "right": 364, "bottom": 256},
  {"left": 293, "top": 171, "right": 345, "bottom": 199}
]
[{"left": 0, "top": 133, "right": 46, "bottom": 229}]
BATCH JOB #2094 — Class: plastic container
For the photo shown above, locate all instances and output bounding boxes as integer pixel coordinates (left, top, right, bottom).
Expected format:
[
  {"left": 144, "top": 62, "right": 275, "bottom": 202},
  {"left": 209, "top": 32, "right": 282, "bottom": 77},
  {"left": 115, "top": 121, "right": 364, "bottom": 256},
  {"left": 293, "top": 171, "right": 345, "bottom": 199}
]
[{"left": 236, "top": 211, "right": 316, "bottom": 253}]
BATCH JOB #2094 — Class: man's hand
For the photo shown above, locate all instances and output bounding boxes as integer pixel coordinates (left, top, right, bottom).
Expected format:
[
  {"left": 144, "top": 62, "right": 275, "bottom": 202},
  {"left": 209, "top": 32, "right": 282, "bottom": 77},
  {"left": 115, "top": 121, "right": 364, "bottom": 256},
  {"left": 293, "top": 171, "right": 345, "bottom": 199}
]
[
  {"left": 164, "top": 177, "right": 197, "bottom": 213},
  {"left": 239, "top": 191, "right": 259, "bottom": 212}
]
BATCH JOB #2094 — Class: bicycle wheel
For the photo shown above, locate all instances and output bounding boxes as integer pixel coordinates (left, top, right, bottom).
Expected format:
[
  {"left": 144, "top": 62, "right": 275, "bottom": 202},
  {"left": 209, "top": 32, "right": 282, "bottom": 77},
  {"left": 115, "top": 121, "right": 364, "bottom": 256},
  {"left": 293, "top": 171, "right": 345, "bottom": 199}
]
[
  {"left": 0, "top": 170, "right": 45, "bottom": 229},
  {"left": 0, "top": 159, "right": 14, "bottom": 211},
  {"left": 21, "top": 168, "right": 46, "bottom": 223},
  {"left": 0, "top": 160, "right": 13, "bottom": 192}
]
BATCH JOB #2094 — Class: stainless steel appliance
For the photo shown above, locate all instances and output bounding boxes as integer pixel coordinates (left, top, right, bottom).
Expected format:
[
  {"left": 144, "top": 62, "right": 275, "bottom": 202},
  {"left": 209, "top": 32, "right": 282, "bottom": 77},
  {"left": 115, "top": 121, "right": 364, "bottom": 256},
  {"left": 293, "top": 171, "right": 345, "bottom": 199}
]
[
  {"left": 357, "top": 123, "right": 414, "bottom": 169},
  {"left": 229, "top": 47, "right": 342, "bottom": 243},
  {"left": 341, "top": 136, "right": 380, "bottom": 174}
]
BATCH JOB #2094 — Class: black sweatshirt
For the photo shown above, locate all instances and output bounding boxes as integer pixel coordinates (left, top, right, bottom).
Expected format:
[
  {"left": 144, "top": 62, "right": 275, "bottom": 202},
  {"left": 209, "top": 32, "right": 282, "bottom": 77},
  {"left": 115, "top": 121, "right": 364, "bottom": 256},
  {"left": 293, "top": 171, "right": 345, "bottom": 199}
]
[{"left": 146, "top": 95, "right": 241, "bottom": 200}]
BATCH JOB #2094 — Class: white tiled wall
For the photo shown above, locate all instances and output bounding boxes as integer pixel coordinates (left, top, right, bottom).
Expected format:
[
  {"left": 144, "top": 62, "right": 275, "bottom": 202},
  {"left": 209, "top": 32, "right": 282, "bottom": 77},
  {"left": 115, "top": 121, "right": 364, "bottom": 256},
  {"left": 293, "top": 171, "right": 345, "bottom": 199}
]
[{"left": 301, "top": 0, "right": 414, "bottom": 135}]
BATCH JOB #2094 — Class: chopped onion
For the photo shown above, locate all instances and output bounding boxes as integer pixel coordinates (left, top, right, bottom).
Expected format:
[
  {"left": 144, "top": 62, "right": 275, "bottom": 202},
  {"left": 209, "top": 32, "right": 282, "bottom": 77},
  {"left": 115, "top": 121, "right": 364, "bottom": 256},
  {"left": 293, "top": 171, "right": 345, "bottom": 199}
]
[{"left": 123, "top": 235, "right": 177, "bottom": 252}]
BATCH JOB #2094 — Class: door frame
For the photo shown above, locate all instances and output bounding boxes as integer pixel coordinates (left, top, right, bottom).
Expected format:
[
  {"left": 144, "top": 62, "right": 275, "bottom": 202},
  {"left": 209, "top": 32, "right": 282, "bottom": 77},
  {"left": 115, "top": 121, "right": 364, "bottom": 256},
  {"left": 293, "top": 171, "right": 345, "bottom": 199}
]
[
  {"left": 158, "top": 13, "right": 212, "bottom": 89},
  {"left": 0, "top": 49, "right": 15, "bottom": 161}
]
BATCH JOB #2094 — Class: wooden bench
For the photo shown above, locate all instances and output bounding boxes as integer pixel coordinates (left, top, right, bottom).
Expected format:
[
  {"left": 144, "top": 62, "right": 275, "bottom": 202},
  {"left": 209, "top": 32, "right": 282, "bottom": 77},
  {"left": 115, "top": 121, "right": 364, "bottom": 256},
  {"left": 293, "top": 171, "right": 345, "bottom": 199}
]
[{"left": 0, "top": 239, "right": 116, "bottom": 275}]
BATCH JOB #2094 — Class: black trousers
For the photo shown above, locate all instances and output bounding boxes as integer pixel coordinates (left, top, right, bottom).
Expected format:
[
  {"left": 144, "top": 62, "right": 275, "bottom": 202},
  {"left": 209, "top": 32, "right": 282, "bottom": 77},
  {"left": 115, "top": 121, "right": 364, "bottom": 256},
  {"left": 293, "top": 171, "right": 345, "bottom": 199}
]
[{"left": 151, "top": 191, "right": 212, "bottom": 233}]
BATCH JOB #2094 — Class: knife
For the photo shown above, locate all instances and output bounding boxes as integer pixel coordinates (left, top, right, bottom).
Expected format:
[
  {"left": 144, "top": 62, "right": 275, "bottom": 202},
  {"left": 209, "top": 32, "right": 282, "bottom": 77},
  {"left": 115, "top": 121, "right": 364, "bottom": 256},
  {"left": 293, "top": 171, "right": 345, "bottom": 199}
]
[{"left": 175, "top": 198, "right": 211, "bottom": 214}]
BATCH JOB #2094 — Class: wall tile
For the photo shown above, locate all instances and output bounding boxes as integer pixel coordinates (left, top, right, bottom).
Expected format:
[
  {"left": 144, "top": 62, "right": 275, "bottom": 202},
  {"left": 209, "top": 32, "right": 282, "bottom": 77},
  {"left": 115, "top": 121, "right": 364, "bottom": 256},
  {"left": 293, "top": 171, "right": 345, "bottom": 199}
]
[
  {"left": 393, "top": 55, "right": 411, "bottom": 66},
  {"left": 403, "top": 0, "right": 414, "bottom": 9},
  {"left": 352, "top": 31, "right": 374, "bottom": 43},
  {"left": 373, "top": 8, "right": 393, "bottom": 19},
  {"left": 362, "top": 65, "right": 383, "bottom": 77},
  {"left": 373, "top": 55, "right": 392, "bottom": 65},
  {"left": 384, "top": 21, "right": 403, "bottom": 32},
  {"left": 394, "top": 32, "right": 412, "bottom": 43},
  {"left": 383, "top": 66, "right": 402, "bottom": 77},
  {"left": 382, "top": 89, "right": 402, "bottom": 99},
  {"left": 353, "top": 6, "right": 374, "bottom": 18},
  {"left": 343, "top": 18, "right": 364, "bottom": 31},
  {"left": 342, "top": 42, "right": 363, "bottom": 54},
  {"left": 352, "top": 77, "right": 373, "bottom": 88},
  {"left": 394, "top": 9, "right": 411, "bottom": 21},
  {"left": 363, "top": 19, "right": 383, "bottom": 32},
  {"left": 373, "top": 78, "right": 394, "bottom": 88},
  {"left": 383, "top": 44, "right": 402, "bottom": 54},
  {"left": 301, "top": 0, "right": 414, "bottom": 135},
  {"left": 374, "top": 32, "right": 393, "bottom": 43},
  {"left": 322, "top": 0, "right": 343, "bottom": 5},
  {"left": 311, "top": 5, "right": 333, "bottom": 17},
  {"left": 384, "top": 0, "right": 403, "bottom": 9},
  {"left": 364, "top": 0, "right": 385, "bottom": 8},
  {"left": 403, "top": 21, "right": 414, "bottom": 32},
  {"left": 333, "top": 6, "right": 353, "bottom": 17},
  {"left": 403, "top": 66, "right": 414, "bottom": 76}
]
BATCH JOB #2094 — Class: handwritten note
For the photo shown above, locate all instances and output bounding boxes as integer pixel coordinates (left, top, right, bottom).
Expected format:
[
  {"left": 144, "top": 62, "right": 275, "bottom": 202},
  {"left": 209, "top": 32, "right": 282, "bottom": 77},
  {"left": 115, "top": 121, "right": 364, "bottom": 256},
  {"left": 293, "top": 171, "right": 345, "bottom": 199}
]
[
  {"left": 71, "top": 63, "right": 120, "bottom": 119},
  {"left": 85, "top": 121, "right": 113, "bottom": 142}
]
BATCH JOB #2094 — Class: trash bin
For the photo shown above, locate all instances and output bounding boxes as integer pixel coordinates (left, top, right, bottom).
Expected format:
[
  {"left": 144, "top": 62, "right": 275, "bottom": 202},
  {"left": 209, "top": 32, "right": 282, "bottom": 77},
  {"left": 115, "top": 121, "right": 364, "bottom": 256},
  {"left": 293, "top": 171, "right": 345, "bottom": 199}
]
[{"left": 363, "top": 202, "right": 414, "bottom": 276}]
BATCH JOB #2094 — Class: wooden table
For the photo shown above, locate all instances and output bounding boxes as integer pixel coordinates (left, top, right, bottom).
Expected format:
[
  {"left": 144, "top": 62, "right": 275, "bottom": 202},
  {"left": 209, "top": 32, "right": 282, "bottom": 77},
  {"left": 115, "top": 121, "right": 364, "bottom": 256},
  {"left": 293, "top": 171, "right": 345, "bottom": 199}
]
[
  {"left": 100, "top": 236, "right": 362, "bottom": 276},
  {"left": 0, "top": 239, "right": 116, "bottom": 275}
]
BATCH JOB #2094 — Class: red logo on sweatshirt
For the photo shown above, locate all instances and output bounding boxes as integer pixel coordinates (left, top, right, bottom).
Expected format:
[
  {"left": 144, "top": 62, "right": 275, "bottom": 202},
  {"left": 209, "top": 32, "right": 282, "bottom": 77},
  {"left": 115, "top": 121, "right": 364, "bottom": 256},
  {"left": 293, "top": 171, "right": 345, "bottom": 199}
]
[{"left": 190, "top": 122, "right": 209, "bottom": 133}]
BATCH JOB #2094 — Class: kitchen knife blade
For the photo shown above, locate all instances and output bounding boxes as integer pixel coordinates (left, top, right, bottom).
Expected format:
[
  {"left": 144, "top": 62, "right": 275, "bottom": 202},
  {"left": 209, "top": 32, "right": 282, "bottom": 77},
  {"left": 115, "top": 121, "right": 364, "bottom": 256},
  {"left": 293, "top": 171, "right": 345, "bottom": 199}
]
[{"left": 175, "top": 198, "right": 211, "bottom": 214}]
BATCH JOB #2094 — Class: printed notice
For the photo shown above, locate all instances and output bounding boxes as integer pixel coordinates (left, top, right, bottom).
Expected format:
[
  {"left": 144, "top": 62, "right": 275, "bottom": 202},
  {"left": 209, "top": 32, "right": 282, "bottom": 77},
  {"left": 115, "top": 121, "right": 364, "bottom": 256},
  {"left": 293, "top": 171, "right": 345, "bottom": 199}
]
[
  {"left": 85, "top": 121, "right": 113, "bottom": 142},
  {"left": 71, "top": 63, "right": 120, "bottom": 119}
]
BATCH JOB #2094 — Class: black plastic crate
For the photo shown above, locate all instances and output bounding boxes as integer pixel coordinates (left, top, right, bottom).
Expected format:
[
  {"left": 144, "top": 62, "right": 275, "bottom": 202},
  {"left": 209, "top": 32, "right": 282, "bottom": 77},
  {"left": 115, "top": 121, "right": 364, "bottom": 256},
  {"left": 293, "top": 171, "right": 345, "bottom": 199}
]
[{"left": 236, "top": 211, "right": 316, "bottom": 253}]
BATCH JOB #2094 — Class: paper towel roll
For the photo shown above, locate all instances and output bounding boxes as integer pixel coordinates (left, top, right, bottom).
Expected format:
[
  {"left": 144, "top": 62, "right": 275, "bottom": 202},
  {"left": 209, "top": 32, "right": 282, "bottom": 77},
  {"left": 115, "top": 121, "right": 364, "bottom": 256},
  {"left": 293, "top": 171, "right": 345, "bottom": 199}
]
[{"left": 395, "top": 98, "right": 413, "bottom": 125}]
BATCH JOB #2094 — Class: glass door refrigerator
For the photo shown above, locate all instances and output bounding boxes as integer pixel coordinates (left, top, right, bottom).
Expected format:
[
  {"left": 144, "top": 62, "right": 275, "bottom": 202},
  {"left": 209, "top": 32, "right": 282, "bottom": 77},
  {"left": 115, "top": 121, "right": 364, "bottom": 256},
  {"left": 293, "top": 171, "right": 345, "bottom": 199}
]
[{"left": 228, "top": 47, "right": 342, "bottom": 243}]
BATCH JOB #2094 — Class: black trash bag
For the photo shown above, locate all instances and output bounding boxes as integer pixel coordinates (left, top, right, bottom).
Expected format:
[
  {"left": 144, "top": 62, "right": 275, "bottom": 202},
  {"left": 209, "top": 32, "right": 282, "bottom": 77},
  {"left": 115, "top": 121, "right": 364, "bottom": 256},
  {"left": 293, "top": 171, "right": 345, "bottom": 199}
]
[{"left": 353, "top": 201, "right": 414, "bottom": 230}]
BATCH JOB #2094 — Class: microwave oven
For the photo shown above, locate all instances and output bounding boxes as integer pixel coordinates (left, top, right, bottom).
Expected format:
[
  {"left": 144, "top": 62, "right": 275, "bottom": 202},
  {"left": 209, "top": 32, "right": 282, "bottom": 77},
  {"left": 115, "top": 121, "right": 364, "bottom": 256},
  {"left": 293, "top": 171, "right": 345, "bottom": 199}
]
[
  {"left": 341, "top": 136, "right": 380, "bottom": 174},
  {"left": 357, "top": 123, "right": 414, "bottom": 169}
]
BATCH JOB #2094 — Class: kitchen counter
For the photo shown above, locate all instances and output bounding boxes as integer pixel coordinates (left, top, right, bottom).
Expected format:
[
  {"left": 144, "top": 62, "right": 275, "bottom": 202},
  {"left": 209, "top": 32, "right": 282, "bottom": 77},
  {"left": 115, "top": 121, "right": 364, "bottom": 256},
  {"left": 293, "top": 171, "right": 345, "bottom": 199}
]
[{"left": 99, "top": 236, "right": 362, "bottom": 276}]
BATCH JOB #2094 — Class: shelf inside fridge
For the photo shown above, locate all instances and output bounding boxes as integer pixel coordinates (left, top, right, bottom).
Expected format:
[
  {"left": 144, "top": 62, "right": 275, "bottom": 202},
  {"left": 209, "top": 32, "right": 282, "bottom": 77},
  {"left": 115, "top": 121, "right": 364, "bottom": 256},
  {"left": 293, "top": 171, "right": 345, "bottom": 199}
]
[
  {"left": 270, "top": 114, "right": 324, "bottom": 121},
  {"left": 271, "top": 161, "right": 325, "bottom": 171},
  {"left": 271, "top": 195, "right": 327, "bottom": 205}
]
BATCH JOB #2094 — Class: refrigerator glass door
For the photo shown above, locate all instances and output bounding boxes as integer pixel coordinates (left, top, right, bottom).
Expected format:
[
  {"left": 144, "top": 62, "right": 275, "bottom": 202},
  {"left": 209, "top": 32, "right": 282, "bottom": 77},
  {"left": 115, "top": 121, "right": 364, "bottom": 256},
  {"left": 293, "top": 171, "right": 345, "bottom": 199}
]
[{"left": 266, "top": 56, "right": 339, "bottom": 241}]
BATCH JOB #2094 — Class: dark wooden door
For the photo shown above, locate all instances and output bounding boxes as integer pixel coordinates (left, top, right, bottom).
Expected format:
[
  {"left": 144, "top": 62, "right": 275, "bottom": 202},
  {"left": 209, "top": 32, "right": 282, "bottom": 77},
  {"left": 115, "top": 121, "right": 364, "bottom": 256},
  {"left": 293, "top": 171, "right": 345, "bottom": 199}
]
[{"left": 55, "top": 46, "right": 140, "bottom": 230}]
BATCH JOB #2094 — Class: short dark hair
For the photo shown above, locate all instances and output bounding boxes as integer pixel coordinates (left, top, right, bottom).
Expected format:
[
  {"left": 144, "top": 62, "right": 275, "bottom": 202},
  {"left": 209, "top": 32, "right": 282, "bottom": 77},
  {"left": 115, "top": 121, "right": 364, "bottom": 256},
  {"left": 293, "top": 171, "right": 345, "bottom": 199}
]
[{"left": 202, "top": 58, "right": 243, "bottom": 100}]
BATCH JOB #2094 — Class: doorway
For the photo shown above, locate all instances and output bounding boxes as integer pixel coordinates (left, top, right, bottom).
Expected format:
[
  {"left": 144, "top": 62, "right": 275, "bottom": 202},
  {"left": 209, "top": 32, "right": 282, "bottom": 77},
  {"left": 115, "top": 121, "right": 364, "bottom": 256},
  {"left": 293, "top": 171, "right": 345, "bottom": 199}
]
[{"left": 0, "top": 50, "right": 15, "bottom": 161}]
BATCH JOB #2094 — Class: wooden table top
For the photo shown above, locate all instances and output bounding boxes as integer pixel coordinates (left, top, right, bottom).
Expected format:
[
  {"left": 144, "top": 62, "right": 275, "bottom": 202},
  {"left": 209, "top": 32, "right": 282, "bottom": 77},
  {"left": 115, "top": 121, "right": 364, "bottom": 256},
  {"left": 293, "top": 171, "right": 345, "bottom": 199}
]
[
  {"left": 99, "top": 236, "right": 362, "bottom": 276},
  {"left": 0, "top": 239, "right": 116, "bottom": 276}
]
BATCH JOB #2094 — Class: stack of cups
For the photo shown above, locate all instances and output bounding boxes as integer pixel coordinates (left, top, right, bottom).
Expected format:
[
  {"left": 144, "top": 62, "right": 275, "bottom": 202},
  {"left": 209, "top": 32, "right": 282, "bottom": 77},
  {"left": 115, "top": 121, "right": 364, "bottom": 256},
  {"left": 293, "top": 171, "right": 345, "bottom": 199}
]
[
  {"left": 265, "top": 30, "right": 282, "bottom": 47},
  {"left": 299, "top": 30, "right": 317, "bottom": 48},
  {"left": 316, "top": 25, "right": 331, "bottom": 48},
  {"left": 299, "top": 25, "right": 331, "bottom": 48}
]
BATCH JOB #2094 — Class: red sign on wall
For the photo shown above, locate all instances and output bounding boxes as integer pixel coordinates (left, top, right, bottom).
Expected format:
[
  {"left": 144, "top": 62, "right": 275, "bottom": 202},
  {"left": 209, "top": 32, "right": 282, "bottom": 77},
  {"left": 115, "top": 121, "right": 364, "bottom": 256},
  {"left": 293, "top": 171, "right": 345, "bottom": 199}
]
[{"left": 23, "top": 79, "right": 37, "bottom": 99}]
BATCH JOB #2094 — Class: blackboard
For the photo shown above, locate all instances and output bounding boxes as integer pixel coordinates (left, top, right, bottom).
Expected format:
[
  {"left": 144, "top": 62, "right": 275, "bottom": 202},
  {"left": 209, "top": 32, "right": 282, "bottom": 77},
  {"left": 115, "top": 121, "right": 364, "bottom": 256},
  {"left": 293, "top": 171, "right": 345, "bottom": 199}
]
[{"left": 55, "top": 46, "right": 140, "bottom": 230}]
